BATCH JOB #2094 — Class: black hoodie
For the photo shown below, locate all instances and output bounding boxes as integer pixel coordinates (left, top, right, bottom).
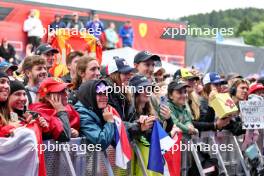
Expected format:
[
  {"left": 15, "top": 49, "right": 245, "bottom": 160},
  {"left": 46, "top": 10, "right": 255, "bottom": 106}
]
[{"left": 77, "top": 80, "right": 108, "bottom": 121}]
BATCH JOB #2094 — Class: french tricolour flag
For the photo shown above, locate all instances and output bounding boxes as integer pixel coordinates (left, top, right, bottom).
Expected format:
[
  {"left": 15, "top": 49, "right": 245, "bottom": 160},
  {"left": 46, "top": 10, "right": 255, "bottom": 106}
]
[
  {"left": 147, "top": 120, "right": 177, "bottom": 174},
  {"left": 108, "top": 106, "right": 132, "bottom": 169}
]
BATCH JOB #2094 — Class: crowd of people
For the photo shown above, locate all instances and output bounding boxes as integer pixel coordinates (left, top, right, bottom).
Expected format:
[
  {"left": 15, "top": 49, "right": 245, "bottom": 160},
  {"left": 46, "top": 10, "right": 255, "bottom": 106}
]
[
  {"left": 0, "top": 8, "right": 264, "bottom": 176},
  {"left": 0, "top": 38, "right": 264, "bottom": 175},
  {"left": 20, "top": 9, "right": 134, "bottom": 57}
]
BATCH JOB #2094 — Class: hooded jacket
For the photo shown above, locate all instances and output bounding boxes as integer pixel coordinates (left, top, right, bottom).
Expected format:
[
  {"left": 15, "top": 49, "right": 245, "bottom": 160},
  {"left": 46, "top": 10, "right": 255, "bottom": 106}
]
[{"left": 74, "top": 80, "right": 115, "bottom": 150}]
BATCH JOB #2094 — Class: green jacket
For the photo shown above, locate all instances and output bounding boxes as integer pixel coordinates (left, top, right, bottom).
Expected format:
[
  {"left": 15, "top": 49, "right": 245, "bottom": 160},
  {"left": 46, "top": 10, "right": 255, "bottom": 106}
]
[{"left": 168, "top": 100, "right": 193, "bottom": 137}]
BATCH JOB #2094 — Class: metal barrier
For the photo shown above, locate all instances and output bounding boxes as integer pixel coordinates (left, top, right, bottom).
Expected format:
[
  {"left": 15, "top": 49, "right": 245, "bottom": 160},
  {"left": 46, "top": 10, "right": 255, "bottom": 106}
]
[
  {"left": 43, "top": 132, "right": 261, "bottom": 176},
  {"left": 191, "top": 131, "right": 229, "bottom": 176},
  {"left": 215, "top": 130, "right": 250, "bottom": 176},
  {"left": 44, "top": 138, "right": 118, "bottom": 176}
]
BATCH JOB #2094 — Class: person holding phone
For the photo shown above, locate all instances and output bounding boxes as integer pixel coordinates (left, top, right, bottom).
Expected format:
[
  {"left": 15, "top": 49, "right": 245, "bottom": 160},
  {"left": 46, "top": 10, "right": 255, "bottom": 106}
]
[
  {"left": 74, "top": 80, "right": 115, "bottom": 151},
  {"left": 129, "top": 75, "right": 163, "bottom": 176},
  {"left": 7, "top": 80, "right": 48, "bottom": 129}
]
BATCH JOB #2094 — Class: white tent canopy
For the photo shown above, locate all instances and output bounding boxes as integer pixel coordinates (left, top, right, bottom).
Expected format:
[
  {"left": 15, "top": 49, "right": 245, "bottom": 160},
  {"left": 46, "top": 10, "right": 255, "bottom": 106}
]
[{"left": 102, "top": 47, "right": 180, "bottom": 75}]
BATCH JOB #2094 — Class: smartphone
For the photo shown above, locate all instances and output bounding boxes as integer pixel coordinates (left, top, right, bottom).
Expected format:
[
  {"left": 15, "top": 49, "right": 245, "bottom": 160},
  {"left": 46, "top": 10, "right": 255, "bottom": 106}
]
[
  {"left": 26, "top": 111, "right": 40, "bottom": 120},
  {"left": 160, "top": 96, "right": 168, "bottom": 107}
]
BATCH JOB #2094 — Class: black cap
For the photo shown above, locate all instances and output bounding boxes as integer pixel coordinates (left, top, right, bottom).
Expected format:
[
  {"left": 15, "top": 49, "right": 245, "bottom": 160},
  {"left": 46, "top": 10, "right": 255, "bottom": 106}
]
[
  {"left": 134, "top": 51, "right": 161, "bottom": 64},
  {"left": 168, "top": 80, "right": 189, "bottom": 93},
  {"left": 0, "top": 71, "right": 8, "bottom": 79},
  {"left": 0, "top": 61, "right": 18, "bottom": 73},
  {"left": 129, "top": 75, "right": 152, "bottom": 91},
  {"left": 35, "top": 43, "right": 59, "bottom": 55},
  {"left": 10, "top": 80, "right": 25, "bottom": 95},
  {"left": 226, "top": 73, "right": 243, "bottom": 81}
]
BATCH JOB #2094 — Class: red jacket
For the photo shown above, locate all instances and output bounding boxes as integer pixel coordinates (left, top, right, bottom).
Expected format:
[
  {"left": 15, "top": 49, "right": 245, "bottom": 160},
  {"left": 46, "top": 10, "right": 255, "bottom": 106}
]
[{"left": 29, "top": 103, "right": 80, "bottom": 140}]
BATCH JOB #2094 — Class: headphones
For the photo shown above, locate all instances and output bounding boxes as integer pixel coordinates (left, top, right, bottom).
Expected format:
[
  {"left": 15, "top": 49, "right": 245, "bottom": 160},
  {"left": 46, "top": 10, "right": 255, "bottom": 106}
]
[
  {"left": 229, "top": 83, "right": 237, "bottom": 96},
  {"left": 229, "top": 78, "right": 248, "bottom": 96}
]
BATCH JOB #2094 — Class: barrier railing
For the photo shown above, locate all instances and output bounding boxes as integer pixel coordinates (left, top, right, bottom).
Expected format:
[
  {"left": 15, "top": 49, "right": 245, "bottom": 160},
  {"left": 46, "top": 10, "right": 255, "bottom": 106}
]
[{"left": 43, "top": 131, "right": 262, "bottom": 176}]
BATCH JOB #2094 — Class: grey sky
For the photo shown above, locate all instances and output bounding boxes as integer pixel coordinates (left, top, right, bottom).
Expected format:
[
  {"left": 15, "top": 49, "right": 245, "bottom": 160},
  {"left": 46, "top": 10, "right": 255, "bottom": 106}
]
[{"left": 26, "top": 0, "right": 264, "bottom": 19}]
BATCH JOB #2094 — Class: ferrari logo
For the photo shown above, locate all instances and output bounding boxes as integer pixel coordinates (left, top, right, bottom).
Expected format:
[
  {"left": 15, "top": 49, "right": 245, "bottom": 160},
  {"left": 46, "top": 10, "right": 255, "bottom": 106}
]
[{"left": 139, "top": 23, "right": 147, "bottom": 37}]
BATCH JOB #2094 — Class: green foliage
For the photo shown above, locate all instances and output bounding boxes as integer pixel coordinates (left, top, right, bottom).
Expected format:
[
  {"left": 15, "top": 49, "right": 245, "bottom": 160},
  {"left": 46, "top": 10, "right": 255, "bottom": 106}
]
[
  {"left": 176, "top": 8, "right": 264, "bottom": 46},
  {"left": 241, "top": 22, "right": 264, "bottom": 46}
]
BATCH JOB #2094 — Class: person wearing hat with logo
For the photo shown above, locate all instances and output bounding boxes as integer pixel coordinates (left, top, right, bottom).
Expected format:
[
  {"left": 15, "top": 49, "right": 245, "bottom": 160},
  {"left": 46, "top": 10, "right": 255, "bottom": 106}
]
[
  {"left": 134, "top": 50, "right": 161, "bottom": 83},
  {"left": 29, "top": 77, "right": 79, "bottom": 140},
  {"left": 191, "top": 72, "right": 231, "bottom": 132},
  {"left": 74, "top": 80, "right": 115, "bottom": 150},
  {"left": 0, "top": 61, "right": 18, "bottom": 78},
  {"left": 104, "top": 57, "right": 134, "bottom": 120},
  {"left": 167, "top": 80, "right": 198, "bottom": 137},
  {"left": 34, "top": 43, "right": 59, "bottom": 71},
  {"left": 173, "top": 68, "right": 201, "bottom": 120}
]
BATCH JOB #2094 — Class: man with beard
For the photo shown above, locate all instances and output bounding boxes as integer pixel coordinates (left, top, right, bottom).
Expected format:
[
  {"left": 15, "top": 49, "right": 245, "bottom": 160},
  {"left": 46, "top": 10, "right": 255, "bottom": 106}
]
[{"left": 22, "top": 55, "right": 48, "bottom": 104}]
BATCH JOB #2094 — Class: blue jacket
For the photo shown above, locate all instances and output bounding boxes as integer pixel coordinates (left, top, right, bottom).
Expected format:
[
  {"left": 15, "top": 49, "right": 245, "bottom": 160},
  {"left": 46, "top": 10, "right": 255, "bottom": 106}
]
[
  {"left": 119, "top": 26, "right": 134, "bottom": 47},
  {"left": 74, "top": 101, "right": 115, "bottom": 150},
  {"left": 85, "top": 20, "right": 104, "bottom": 39}
]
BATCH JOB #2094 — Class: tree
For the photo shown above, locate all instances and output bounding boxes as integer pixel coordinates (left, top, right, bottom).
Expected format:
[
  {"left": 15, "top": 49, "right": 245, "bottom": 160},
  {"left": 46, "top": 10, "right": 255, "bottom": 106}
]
[
  {"left": 241, "top": 22, "right": 264, "bottom": 46},
  {"left": 236, "top": 17, "right": 252, "bottom": 36}
]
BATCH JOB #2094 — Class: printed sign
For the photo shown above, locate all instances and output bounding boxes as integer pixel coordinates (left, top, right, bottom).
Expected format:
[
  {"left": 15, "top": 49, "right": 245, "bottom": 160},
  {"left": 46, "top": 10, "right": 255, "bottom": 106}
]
[{"left": 240, "top": 101, "right": 264, "bottom": 129}]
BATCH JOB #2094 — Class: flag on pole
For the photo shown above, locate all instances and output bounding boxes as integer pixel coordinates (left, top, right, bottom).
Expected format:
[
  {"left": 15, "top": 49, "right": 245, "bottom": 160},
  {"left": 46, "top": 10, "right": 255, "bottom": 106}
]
[
  {"left": 107, "top": 106, "right": 132, "bottom": 169},
  {"left": 164, "top": 131, "right": 182, "bottom": 176},
  {"left": 147, "top": 120, "right": 176, "bottom": 174}
]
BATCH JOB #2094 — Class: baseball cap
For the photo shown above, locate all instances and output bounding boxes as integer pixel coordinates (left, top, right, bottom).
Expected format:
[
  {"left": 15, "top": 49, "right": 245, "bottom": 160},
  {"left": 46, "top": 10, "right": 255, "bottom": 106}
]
[
  {"left": 134, "top": 51, "right": 161, "bottom": 64},
  {"left": 35, "top": 43, "right": 59, "bottom": 55},
  {"left": 0, "top": 61, "right": 18, "bottom": 73},
  {"left": 248, "top": 83, "right": 264, "bottom": 94},
  {"left": 202, "top": 72, "right": 227, "bottom": 85},
  {"left": 168, "top": 80, "right": 190, "bottom": 92},
  {"left": 38, "top": 77, "right": 72, "bottom": 98},
  {"left": 154, "top": 67, "right": 165, "bottom": 75},
  {"left": 173, "top": 68, "right": 199, "bottom": 81},
  {"left": 129, "top": 75, "right": 152, "bottom": 91},
  {"left": 106, "top": 57, "right": 135, "bottom": 75},
  {"left": 226, "top": 73, "right": 243, "bottom": 81}
]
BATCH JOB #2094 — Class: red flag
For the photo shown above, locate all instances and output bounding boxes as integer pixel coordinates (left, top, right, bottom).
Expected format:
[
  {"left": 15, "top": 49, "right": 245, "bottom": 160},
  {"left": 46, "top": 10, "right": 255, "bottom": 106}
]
[{"left": 164, "top": 132, "right": 182, "bottom": 176}]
